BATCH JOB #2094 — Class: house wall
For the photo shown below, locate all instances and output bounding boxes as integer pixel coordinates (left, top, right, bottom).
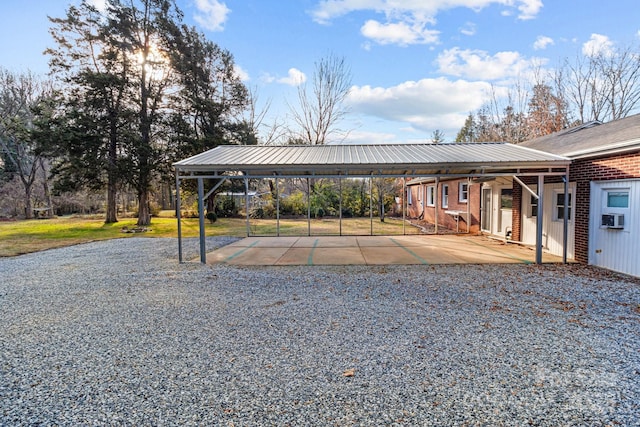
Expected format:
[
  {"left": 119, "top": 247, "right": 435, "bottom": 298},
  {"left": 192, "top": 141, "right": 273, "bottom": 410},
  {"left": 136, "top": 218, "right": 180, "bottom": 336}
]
[
  {"left": 589, "top": 179, "right": 640, "bottom": 277},
  {"left": 516, "top": 181, "right": 576, "bottom": 259},
  {"left": 480, "top": 177, "right": 514, "bottom": 237},
  {"left": 406, "top": 179, "right": 481, "bottom": 233},
  {"left": 570, "top": 152, "right": 640, "bottom": 264}
]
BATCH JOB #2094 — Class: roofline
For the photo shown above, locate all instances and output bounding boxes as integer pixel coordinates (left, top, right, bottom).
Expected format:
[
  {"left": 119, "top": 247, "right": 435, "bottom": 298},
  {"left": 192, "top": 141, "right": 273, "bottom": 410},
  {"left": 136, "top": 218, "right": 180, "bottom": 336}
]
[{"left": 563, "top": 138, "right": 640, "bottom": 159}]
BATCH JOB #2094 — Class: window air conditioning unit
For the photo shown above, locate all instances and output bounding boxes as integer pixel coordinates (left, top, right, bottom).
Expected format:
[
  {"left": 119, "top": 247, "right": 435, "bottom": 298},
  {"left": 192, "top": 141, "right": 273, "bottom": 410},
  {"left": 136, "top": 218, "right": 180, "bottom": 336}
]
[{"left": 601, "top": 213, "right": 624, "bottom": 229}]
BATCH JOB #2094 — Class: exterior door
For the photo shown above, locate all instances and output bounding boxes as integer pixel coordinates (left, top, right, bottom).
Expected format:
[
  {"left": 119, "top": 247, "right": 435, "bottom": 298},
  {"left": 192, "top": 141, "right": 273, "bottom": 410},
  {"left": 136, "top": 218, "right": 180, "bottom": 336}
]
[
  {"left": 499, "top": 187, "right": 513, "bottom": 237},
  {"left": 481, "top": 187, "right": 491, "bottom": 232}
]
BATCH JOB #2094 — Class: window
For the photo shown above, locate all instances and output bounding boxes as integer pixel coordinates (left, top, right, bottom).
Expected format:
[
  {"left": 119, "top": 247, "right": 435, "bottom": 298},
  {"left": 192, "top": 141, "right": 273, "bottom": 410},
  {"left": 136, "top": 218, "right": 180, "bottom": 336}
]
[
  {"left": 407, "top": 187, "right": 412, "bottom": 205},
  {"left": 459, "top": 182, "right": 469, "bottom": 203},
  {"left": 530, "top": 195, "right": 538, "bottom": 217},
  {"left": 426, "top": 186, "right": 435, "bottom": 207},
  {"left": 500, "top": 189, "right": 513, "bottom": 209},
  {"left": 442, "top": 185, "right": 449, "bottom": 208},
  {"left": 554, "top": 192, "right": 572, "bottom": 221},
  {"left": 607, "top": 191, "right": 629, "bottom": 208}
]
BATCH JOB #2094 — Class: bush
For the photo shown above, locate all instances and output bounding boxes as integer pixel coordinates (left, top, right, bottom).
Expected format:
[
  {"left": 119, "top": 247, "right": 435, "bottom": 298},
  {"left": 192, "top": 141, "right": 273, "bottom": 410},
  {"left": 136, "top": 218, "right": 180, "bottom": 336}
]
[
  {"left": 206, "top": 211, "right": 217, "bottom": 224},
  {"left": 249, "top": 206, "right": 264, "bottom": 219},
  {"left": 315, "top": 207, "right": 325, "bottom": 218}
]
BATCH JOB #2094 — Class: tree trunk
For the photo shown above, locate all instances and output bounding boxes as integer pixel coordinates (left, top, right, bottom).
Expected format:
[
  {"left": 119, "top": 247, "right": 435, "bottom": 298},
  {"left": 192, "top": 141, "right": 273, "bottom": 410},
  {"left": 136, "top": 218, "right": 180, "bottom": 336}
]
[
  {"left": 24, "top": 183, "right": 33, "bottom": 219},
  {"left": 105, "top": 180, "right": 118, "bottom": 223},
  {"left": 39, "top": 158, "right": 54, "bottom": 217},
  {"left": 137, "top": 190, "right": 151, "bottom": 226},
  {"left": 105, "top": 113, "right": 119, "bottom": 223}
]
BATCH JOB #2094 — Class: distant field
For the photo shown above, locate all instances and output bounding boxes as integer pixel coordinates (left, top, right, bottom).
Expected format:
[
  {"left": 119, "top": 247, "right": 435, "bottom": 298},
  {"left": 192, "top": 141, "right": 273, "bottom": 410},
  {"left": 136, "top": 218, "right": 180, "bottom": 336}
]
[{"left": 0, "top": 214, "right": 416, "bottom": 256}]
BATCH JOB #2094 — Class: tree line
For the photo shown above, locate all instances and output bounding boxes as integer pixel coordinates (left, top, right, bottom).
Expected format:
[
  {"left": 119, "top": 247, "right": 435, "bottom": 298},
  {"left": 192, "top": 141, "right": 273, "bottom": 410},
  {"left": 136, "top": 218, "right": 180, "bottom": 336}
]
[
  {"left": 455, "top": 45, "right": 640, "bottom": 143},
  {"left": 1, "top": 0, "right": 249, "bottom": 224},
  {"left": 0, "top": 0, "right": 355, "bottom": 224}
]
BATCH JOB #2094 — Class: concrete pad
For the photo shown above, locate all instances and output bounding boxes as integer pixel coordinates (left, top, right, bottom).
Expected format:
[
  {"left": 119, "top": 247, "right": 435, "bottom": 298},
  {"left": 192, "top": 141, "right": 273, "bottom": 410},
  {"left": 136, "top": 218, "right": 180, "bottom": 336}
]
[
  {"left": 292, "top": 236, "right": 359, "bottom": 248},
  {"left": 310, "top": 247, "right": 366, "bottom": 265},
  {"left": 361, "top": 245, "right": 427, "bottom": 265},
  {"left": 205, "top": 235, "right": 567, "bottom": 266}
]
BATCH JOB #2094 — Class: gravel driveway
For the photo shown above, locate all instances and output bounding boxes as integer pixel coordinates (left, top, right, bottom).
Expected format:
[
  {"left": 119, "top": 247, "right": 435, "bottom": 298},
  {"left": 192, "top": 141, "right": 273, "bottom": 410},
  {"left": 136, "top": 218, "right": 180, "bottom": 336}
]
[{"left": 1, "top": 237, "right": 639, "bottom": 426}]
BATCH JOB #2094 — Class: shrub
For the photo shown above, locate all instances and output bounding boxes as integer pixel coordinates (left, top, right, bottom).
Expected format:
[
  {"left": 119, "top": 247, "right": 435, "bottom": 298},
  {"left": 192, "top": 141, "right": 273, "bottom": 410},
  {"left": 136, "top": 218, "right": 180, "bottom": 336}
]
[{"left": 206, "top": 211, "right": 217, "bottom": 224}]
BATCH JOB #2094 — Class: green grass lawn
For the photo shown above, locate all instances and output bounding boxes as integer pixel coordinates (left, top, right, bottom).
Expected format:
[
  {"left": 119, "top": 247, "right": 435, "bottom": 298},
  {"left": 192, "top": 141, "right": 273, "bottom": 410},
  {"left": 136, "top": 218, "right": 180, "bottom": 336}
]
[{"left": 0, "top": 214, "right": 414, "bottom": 257}]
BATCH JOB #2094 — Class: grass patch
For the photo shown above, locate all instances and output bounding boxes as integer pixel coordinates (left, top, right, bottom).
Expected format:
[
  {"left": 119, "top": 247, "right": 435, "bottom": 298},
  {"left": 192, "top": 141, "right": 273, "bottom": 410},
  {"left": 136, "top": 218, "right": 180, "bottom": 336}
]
[{"left": 0, "top": 215, "right": 416, "bottom": 257}]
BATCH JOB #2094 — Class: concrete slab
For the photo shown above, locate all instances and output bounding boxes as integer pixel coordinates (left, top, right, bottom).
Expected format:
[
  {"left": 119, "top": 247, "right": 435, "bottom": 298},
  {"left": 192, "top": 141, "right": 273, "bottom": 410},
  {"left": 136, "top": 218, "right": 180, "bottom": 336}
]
[{"left": 205, "top": 235, "right": 567, "bottom": 266}]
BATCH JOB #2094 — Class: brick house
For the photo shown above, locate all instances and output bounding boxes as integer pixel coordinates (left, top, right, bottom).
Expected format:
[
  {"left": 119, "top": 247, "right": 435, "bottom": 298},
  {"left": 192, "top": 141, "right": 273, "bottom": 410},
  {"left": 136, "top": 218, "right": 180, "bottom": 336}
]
[
  {"left": 406, "top": 177, "right": 481, "bottom": 233},
  {"left": 518, "top": 114, "right": 640, "bottom": 276},
  {"left": 403, "top": 114, "right": 640, "bottom": 276}
]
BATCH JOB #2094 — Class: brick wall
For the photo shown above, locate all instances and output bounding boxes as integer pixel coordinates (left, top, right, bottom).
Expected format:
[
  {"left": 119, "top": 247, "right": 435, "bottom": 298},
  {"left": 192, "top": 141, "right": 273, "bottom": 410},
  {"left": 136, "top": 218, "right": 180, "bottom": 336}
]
[
  {"left": 406, "top": 179, "right": 480, "bottom": 233},
  {"left": 569, "top": 152, "right": 640, "bottom": 263}
]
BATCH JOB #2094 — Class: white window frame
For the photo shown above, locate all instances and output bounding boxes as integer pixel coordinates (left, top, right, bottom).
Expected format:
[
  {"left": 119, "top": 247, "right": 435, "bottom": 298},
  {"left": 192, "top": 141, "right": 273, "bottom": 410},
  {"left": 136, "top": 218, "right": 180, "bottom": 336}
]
[
  {"left": 426, "top": 185, "right": 436, "bottom": 207},
  {"left": 553, "top": 190, "right": 573, "bottom": 222},
  {"left": 601, "top": 188, "right": 630, "bottom": 231},
  {"left": 442, "top": 184, "right": 449, "bottom": 209},
  {"left": 604, "top": 189, "right": 630, "bottom": 210},
  {"left": 458, "top": 182, "right": 469, "bottom": 203}
]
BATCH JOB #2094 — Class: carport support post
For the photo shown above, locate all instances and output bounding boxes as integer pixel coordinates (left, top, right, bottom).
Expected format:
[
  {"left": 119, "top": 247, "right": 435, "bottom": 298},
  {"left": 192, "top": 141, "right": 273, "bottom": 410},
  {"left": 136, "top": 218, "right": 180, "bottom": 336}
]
[
  {"left": 176, "top": 171, "right": 183, "bottom": 263},
  {"left": 245, "top": 177, "right": 250, "bottom": 237},
  {"left": 467, "top": 177, "right": 471, "bottom": 233},
  {"left": 369, "top": 175, "right": 373, "bottom": 235},
  {"left": 402, "top": 177, "right": 406, "bottom": 235},
  {"left": 197, "top": 177, "right": 206, "bottom": 264},
  {"left": 276, "top": 177, "right": 280, "bottom": 237},
  {"left": 339, "top": 178, "right": 343, "bottom": 236},
  {"left": 562, "top": 168, "right": 569, "bottom": 264},
  {"left": 435, "top": 177, "right": 440, "bottom": 234},
  {"left": 307, "top": 178, "right": 311, "bottom": 236},
  {"left": 535, "top": 175, "right": 545, "bottom": 264}
]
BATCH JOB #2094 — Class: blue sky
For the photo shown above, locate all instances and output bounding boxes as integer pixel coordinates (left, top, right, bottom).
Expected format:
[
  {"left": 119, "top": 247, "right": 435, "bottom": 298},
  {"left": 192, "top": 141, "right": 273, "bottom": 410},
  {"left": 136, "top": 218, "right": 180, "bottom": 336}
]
[{"left": 1, "top": 0, "right": 639, "bottom": 144}]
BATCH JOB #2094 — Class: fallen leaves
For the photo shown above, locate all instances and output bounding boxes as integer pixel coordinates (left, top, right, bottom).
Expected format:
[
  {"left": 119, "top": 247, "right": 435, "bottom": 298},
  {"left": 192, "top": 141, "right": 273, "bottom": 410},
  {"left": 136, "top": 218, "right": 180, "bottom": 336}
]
[{"left": 342, "top": 368, "right": 356, "bottom": 377}]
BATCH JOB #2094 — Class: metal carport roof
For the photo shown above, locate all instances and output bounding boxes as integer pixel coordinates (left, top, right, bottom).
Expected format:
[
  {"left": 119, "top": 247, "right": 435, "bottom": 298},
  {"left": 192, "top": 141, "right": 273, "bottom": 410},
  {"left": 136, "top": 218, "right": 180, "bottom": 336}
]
[
  {"left": 173, "top": 142, "right": 570, "bottom": 177},
  {"left": 174, "top": 142, "right": 571, "bottom": 264}
]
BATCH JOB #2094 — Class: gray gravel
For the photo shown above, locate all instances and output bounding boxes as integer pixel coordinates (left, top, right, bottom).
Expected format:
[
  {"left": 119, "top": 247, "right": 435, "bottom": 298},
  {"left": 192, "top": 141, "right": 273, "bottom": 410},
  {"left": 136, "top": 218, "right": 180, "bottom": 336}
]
[{"left": 1, "top": 237, "right": 639, "bottom": 426}]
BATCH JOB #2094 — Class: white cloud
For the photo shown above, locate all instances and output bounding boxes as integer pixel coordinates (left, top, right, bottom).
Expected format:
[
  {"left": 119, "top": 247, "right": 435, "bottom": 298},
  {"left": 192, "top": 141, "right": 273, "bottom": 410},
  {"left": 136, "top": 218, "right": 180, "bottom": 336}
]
[
  {"left": 234, "top": 65, "right": 250, "bottom": 82},
  {"left": 533, "top": 35, "right": 554, "bottom": 50},
  {"left": 311, "top": 0, "right": 544, "bottom": 39},
  {"left": 436, "top": 47, "right": 543, "bottom": 81},
  {"left": 276, "top": 68, "right": 307, "bottom": 86},
  {"left": 582, "top": 33, "right": 615, "bottom": 57},
  {"left": 361, "top": 19, "right": 439, "bottom": 46},
  {"left": 516, "top": 0, "right": 543, "bottom": 20},
  {"left": 340, "top": 130, "right": 401, "bottom": 145},
  {"left": 194, "top": 0, "right": 231, "bottom": 32},
  {"left": 347, "top": 78, "right": 503, "bottom": 133},
  {"left": 460, "top": 22, "right": 476, "bottom": 36},
  {"left": 86, "top": 0, "right": 107, "bottom": 12}
]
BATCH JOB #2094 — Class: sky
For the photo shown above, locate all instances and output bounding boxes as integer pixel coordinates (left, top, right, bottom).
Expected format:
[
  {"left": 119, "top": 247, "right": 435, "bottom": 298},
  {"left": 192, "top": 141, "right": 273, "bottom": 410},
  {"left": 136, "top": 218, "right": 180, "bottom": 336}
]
[{"left": 1, "top": 0, "right": 639, "bottom": 144}]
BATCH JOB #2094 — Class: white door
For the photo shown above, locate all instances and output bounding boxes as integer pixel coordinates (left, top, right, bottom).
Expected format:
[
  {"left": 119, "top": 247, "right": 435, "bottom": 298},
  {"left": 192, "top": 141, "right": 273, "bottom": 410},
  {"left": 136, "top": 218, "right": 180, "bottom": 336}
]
[
  {"left": 590, "top": 179, "right": 640, "bottom": 277},
  {"left": 498, "top": 187, "right": 513, "bottom": 237},
  {"left": 521, "top": 184, "right": 538, "bottom": 245},
  {"left": 481, "top": 187, "right": 491, "bottom": 232}
]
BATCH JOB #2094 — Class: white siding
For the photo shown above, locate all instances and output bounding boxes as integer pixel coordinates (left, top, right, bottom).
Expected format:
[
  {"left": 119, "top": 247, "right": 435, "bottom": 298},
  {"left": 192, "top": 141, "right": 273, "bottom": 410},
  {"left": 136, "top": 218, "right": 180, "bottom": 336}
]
[
  {"left": 481, "top": 178, "right": 512, "bottom": 238},
  {"left": 589, "top": 179, "right": 640, "bottom": 277},
  {"left": 521, "top": 182, "right": 576, "bottom": 259}
]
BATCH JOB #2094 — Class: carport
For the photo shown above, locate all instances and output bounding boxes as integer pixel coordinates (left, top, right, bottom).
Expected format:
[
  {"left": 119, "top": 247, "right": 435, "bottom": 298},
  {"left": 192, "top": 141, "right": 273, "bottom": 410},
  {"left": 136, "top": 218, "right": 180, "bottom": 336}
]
[{"left": 173, "top": 143, "right": 571, "bottom": 265}]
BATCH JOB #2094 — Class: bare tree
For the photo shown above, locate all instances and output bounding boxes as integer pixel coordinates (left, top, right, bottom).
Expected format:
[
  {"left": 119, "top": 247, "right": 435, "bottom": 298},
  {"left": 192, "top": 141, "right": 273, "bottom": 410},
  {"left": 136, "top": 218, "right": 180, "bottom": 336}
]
[
  {"left": 0, "top": 69, "right": 51, "bottom": 219},
  {"left": 430, "top": 129, "right": 446, "bottom": 143},
  {"left": 290, "top": 54, "right": 352, "bottom": 145},
  {"left": 558, "top": 45, "right": 640, "bottom": 123},
  {"left": 527, "top": 82, "right": 569, "bottom": 137}
]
